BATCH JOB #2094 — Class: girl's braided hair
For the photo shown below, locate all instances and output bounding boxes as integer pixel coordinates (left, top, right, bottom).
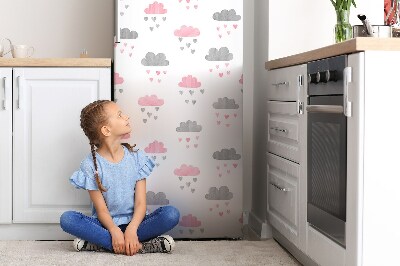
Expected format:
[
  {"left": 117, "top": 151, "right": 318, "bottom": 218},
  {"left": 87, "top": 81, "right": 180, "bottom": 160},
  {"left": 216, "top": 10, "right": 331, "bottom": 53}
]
[{"left": 80, "top": 100, "right": 136, "bottom": 192}]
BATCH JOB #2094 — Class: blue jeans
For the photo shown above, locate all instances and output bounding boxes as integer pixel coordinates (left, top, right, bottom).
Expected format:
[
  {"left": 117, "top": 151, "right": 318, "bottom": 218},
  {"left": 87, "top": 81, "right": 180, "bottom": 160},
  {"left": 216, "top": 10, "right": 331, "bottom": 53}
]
[{"left": 60, "top": 206, "right": 180, "bottom": 252}]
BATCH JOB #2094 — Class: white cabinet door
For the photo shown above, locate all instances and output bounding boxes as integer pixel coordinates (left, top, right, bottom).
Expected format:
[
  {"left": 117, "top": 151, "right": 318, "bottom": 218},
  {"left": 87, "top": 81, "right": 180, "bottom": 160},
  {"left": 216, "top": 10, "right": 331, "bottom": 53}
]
[
  {"left": 13, "top": 67, "right": 111, "bottom": 223},
  {"left": 0, "top": 68, "right": 12, "bottom": 224}
]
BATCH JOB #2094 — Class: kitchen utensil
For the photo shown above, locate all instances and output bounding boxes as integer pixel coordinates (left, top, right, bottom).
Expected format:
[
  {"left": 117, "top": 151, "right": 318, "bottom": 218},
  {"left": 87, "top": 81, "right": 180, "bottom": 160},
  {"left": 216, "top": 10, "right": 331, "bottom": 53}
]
[
  {"left": 11, "top": 45, "right": 34, "bottom": 58},
  {"left": 353, "top": 14, "right": 392, "bottom": 38},
  {"left": 0, "top": 38, "right": 12, "bottom": 57}
]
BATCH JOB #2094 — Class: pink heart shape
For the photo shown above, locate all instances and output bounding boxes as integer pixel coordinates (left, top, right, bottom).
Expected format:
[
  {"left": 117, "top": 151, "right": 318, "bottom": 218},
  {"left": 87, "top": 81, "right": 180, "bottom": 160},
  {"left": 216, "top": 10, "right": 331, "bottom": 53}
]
[
  {"left": 196, "top": 136, "right": 199, "bottom": 140},
  {"left": 234, "top": 113, "right": 237, "bottom": 117},
  {"left": 215, "top": 112, "right": 220, "bottom": 117},
  {"left": 224, "top": 24, "right": 227, "bottom": 28},
  {"left": 178, "top": 138, "right": 182, "bottom": 142},
  {"left": 129, "top": 53, "right": 132, "bottom": 57},
  {"left": 194, "top": 144, "right": 198, "bottom": 148},
  {"left": 163, "top": 71, "right": 167, "bottom": 74},
  {"left": 156, "top": 71, "right": 161, "bottom": 75},
  {"left": 186, "top": 138, "right": 190, "bottom": 142},
  {"left": 227, "top": 71, "right": 231, "bottom": 75},
  {"left": 217, "top": 27, "right": 220, "bottom": 31},
  {"left": 186, "top": 0, "right": 190, "bottom": 3},
  {"left": 233, "top": 163, "right": 238, "bottom": 168},
  {"left": 146, "top": 70, "right": 150, "bottom": 74},
  {"left": 225, "top": 63, "right": 229, "bottom": 67},
  {"left": 219, "top": 73, "right": 223, "bottom": 77},
  {"left": 216, "top": 166, "right": 220, "bottom": 170},
  {"left": 227, "top": 31, "right": 231, "bottom": 35},
  {"left": 224, "top": 115, "right": 229, "bottom": 119},
  {"left": 120, "top": 49, "right": 124, "bottom": 53},
  {"left": 124, "top": 43, "right": 127, "bottom": 47},
  {"left": 131, "top": 45, "right": 134, "bottom": 49},
  {"left": 194, "top": 5, "right": 198, "bottom": 9},
  {"left": 233, "top": 24, "right": 238, "bottom": 29},
  {"left": 217, "top": 121, "right": 221, "bottom": 125},
  {"left": 219, "top": 212, "right": 223, "bottom": 216},
  {"left": 209, "top": 208, "right": 213, "bottom": 211},
  {"left": 216, "top": 65, "right": 219, "bottom": 69},
  {"left": 227, "top": 170, "right": 231, "bottom": 174},
  {"left": 216, "top": 204, "right": 219, "bottom": 208},
  {"left": 219, "top": 173, "right": 222, "bottom": 177},
  {"left": 186, "top": 145, "right": 190, "bottom": 148},
  {"left": 224, "top": 163, "right": 227, "bottom": 167},
  {"left": 226, "top": 124, "right": 231, "bottom": 127},
  {"left": 149, "top": 78, "right": 153, "bottom": 82},
  {"left": 158, "top": 79, "right": 161, "bottom": 83},
  {"left": 209, "top": 69, "right": 213, "bottom": 72}
]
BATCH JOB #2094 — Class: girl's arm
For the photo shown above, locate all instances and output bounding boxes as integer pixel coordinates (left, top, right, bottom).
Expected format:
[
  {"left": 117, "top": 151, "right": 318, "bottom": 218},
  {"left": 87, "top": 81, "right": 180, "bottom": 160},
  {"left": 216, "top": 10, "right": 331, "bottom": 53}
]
[
  {"left": 127, "top": 179, "right": 147, "bottom": 230},
  {"left": 124, "top": 179, "right": 147, "bottom": 255},
  {"left": 89, "top": 190, "right": 125, "bottom": 254}
]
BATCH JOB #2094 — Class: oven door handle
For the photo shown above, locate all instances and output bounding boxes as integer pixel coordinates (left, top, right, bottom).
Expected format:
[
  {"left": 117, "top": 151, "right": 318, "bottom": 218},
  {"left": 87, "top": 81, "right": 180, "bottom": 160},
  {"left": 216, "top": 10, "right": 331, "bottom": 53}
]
[{"left": 306, "top": 105, "right": 343, "bottom": 114}]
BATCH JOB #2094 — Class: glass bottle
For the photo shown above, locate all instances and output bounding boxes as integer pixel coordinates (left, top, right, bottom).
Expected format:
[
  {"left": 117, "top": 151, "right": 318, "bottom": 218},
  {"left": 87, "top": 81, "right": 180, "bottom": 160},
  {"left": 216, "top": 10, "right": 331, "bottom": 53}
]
[{"left": 335, "top": 9, "right": 352, "bottom": 43}]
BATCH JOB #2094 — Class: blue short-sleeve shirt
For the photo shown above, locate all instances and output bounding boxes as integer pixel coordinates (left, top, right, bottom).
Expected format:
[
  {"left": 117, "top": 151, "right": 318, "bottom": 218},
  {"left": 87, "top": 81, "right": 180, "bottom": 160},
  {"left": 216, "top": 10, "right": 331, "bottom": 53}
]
[{"left": 70, "top": 146, "right": 155, "bottom": 225}]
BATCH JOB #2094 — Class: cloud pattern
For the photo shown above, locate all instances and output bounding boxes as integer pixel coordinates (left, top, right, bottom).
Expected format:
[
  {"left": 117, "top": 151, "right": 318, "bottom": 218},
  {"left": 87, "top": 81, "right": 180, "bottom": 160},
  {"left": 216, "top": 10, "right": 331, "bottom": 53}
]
[
  {"left": 176, "top": 120, "right": 202, "bottom": 132},
  {"left": 205, "top": 186, "right": 233, "bottom": 200},
  {"left": 179, "top": 214, "right": 202, "bottom": 227},
  {"left": 205, "top": 47, "right": 233, "bottom": 61},
  {"left": 178, "top": 75, "right": 201, "bottom": 88},
  {"left": 147, "top": 191, "right": 170, "bottom": 205},
  {"left": 174, "top": 164, "right": 200, "bottom": 176},
  {"left": 145, "top": 141, "right": 167, "bottom": 153},
  {"left": 141, "top": 52, "right": 169, "bottom": 66},
  {"left": 120, "top": 28, "right": 138, "bottom": 39},
  {"left": 212, "top": 97, "right": 239, "bottom": 109},
  {"left": 145, "top": 1, "right": 167, "bottom": 14},
  {"left": 138, "top": 95, "right": 165, "bottom": 106},
  {"left": 213, "top": 9, "right": 241, "bottom": 21},
  {"left": 213, "top": 148, "right": 241, "bottom": 160},
  {"left": 174, "top": 26, "right": 200, "bottom": 37}
]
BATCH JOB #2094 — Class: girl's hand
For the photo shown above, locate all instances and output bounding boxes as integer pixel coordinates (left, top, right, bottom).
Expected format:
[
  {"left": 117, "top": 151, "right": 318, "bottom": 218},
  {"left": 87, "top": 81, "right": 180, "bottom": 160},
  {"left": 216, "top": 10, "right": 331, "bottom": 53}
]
[
  {"left": 124, "top": 227, "right": 141, "bottom": 256},
  {"left": 110, "top": 227, "right": 125, "bottom": 254}
]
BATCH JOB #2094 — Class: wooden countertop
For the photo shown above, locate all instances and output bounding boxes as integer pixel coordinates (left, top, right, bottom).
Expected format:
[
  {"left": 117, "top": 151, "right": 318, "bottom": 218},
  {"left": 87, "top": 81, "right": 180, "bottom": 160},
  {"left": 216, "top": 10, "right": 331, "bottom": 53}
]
[
  {"left": 0, "top": 58, "right": 111, "bottom": 67},
  {"left": 265, "top": 37, "right": 400, "bottom": 70}
]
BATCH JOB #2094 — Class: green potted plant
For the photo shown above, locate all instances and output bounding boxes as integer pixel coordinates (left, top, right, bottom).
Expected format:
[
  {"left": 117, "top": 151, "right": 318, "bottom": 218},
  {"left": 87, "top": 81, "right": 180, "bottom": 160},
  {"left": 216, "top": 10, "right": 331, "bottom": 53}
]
[{"left": 331, "top": 0, "right": 357, "bottom": 42}]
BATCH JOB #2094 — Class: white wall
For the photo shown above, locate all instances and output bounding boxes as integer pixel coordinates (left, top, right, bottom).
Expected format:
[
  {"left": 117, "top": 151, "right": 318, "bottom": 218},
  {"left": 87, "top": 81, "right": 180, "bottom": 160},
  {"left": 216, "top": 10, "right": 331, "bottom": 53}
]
[
  {"left": 268, "top": 0, "right": 383, "bottom": 60},
  {"left": 0, "top": 0, "right": 114, "bottom": 58}
]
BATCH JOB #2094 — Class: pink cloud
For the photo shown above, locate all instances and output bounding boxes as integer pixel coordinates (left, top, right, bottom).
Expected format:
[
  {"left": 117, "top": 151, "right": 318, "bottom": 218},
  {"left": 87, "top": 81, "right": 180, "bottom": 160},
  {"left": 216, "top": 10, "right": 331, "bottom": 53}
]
[
  {"left": 178, "top": 75, "right": 201, "bottom": 88},
  {"left": 174, "top": 164, "right": 200, "bottom": 176},
  {"left": 174, "top": 26, "right": 200, "bottom": 37},
  {"left": 145, "top": 1, "right": 167, "bottom": 14},
  {"left": 239, "top": 74, "right": 243, "bottom": 85},
  {"left": 145, "top": 140, "right": 167, "bottom": 153},
  {"left": 114, "top": 72, "right": 124, "bottom": 85},
  {"left": 138, "top": 95, "right": 164, "bottom": 106},
  {"left": 179, "top": 214, "right": 201, "bottom": 227}
]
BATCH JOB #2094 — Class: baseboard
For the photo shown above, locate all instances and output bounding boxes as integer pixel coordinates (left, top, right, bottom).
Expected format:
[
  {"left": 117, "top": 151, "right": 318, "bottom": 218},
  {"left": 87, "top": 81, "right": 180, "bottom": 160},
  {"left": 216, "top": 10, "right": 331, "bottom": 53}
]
[
  {"left": 272, "top": 228, "right": 318, "bottom": 266},
  {"left": 248, "top": 211, "right": 272, "bottom": 239}
]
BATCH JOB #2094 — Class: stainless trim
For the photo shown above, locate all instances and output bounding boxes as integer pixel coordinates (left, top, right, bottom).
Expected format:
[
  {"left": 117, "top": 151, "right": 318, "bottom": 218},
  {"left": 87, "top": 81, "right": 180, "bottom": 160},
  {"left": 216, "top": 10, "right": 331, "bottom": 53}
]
[
  {"left": 2, "top": 77, "right": 6, "bottom": 110},
  {"left": 269, "top": 181, "right": 290, "bottom": 192},
  {"left": 343, "top": 67, "right": 352, "bottom": 117},
  {"left": 306, "top": 105, "right": 343, "bottom": 114}
]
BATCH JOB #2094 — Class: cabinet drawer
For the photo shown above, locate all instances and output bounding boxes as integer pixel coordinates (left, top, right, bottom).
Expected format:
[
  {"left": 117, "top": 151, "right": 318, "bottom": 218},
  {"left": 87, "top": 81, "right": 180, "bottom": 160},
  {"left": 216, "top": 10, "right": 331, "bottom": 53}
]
[
  {"left": 266, "top": 64, "right": 306, "bottom": 101},
  {"left": 267, "top": 101, "right": 299, "bottom": 163},
  {"left": 267, "top": 153, "right": 299, "bottom": 244}
]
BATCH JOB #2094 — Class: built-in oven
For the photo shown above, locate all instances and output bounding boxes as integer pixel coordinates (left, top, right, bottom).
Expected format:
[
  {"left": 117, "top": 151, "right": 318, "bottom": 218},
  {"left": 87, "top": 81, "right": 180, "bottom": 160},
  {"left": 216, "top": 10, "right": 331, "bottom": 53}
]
[{"left": 306, "top": 55, "right": 348, "bottom": 248}]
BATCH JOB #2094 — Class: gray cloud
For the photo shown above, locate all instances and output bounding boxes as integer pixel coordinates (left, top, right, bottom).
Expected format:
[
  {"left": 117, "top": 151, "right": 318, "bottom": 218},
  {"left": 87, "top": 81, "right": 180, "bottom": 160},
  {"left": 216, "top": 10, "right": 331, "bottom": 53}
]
[
  {"left": 176, "top": 120, "right": 202, "bottom": 132},
  {"left": 205, "top": 186, "right": 233, "bottom": 200},
  {"left": 120, "top": 28, "right": 138, "bottom": 39},
  {"left": 213, "top": 9, "right": 241, "bottom": 21},
  {"left": 147, "top": 191, "right": 169, "bottom": 205},
  {"left": 205, "top": 47, "right": 233, "bottom": 61},
  {"left": 213, "top": 148, "right": 241, "bottom": 160},
  {"left": 141, "top": 52, "right": 169, "bottom": 66},
  {"left": 212, "top": 97, "right": 239, "bottom": 109}
]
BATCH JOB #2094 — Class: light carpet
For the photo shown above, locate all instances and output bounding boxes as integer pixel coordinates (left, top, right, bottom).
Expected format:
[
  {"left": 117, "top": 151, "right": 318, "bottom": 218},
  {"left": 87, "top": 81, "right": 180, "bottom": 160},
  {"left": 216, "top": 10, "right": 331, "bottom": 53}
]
[{"left": 0, "top": 239, "right": 301, "bottom": 265}]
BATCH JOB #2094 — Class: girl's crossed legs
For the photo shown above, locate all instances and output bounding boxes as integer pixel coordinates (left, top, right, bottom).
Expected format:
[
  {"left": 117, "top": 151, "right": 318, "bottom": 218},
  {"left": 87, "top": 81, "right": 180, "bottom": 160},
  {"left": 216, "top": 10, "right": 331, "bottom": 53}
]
[{"left": 60, "top": 206, "right": 180, "bottom": 252}]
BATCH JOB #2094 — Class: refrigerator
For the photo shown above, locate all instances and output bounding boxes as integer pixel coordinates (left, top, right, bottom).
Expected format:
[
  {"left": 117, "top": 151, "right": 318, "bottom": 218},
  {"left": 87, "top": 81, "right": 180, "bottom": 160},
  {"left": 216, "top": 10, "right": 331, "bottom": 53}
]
[{"left": 114, "top": 0, "right": 243, "bottom": 238}]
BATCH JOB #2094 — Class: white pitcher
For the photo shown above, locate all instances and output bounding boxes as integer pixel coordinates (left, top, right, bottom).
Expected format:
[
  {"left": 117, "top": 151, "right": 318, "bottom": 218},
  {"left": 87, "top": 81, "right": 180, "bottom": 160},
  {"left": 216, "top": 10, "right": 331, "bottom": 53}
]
[{"left": 0, "top": 38, "right": 12, "bottom": 57}]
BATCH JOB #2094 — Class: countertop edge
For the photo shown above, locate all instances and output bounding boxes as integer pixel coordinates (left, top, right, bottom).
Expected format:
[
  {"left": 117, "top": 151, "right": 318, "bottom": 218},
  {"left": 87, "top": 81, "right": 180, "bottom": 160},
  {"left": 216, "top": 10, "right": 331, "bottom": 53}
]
[
  {"left": 0, "top": 58, "right": 112, "bottom": 67},
  {"left": 265, "top": 37, "right": 400, "bottom": 70}
]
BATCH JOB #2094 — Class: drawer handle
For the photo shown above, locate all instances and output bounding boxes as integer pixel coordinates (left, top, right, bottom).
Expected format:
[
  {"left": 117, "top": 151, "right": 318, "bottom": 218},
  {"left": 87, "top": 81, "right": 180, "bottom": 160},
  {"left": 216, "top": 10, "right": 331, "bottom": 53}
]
[
  {"left": 270, "top": 181, "right": 290, "bottom": 192},
  {"left": 2, "top": 77, "right": 6, "bottom": 110},
  {"left": 272, "top": 81, "right": 289, "bottom": 87},
  {"left": 270, "top": 127, "right": 288, "bottom": 134}
]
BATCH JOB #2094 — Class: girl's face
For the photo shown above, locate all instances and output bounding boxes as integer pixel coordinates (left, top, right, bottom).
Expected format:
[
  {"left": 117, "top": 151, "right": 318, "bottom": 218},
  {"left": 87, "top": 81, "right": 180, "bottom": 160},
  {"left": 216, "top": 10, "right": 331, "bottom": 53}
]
[{"left": 102, "top": 102, "right": 131, "bottom": 138}]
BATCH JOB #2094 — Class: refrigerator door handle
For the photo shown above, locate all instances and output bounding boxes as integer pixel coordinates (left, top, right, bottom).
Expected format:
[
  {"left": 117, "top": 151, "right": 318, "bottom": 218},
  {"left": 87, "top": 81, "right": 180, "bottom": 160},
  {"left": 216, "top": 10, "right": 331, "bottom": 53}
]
[{"left": 115, "top": 0, "right": 120, "bottom": 43}]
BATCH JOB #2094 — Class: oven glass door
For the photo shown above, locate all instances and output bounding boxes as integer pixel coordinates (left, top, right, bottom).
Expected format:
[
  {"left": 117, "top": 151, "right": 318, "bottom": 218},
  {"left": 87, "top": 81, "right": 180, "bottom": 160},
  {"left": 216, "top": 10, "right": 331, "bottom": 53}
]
[{"left": 307, "top": 96, "right": 347, "bottom": 247}]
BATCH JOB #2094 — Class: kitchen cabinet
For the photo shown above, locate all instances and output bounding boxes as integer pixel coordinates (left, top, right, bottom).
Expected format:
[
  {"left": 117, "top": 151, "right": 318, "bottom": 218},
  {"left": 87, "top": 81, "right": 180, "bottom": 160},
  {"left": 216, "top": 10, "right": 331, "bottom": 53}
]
[
  {"left": 266, "top": 64, "right": 307, "bottom": 252},
  {"left": 0, "top": 66, "right": 111, "bottom": 238},
  {"left": 266, "top": 39, "right": 400, "bottom": 266}
]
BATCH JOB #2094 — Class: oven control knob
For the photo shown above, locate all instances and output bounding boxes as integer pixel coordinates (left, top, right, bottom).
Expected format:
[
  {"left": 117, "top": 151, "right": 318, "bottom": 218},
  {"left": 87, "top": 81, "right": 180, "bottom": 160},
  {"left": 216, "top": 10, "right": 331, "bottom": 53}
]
[
  {"left": 319, "top": 71, "right": 329, "bottom": 83},
  {"left": 328, "top": 70, "right": 338, "bottom": 82},
  {"left": 309, "top": 72, "right": 320, "bottom": 84}
]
